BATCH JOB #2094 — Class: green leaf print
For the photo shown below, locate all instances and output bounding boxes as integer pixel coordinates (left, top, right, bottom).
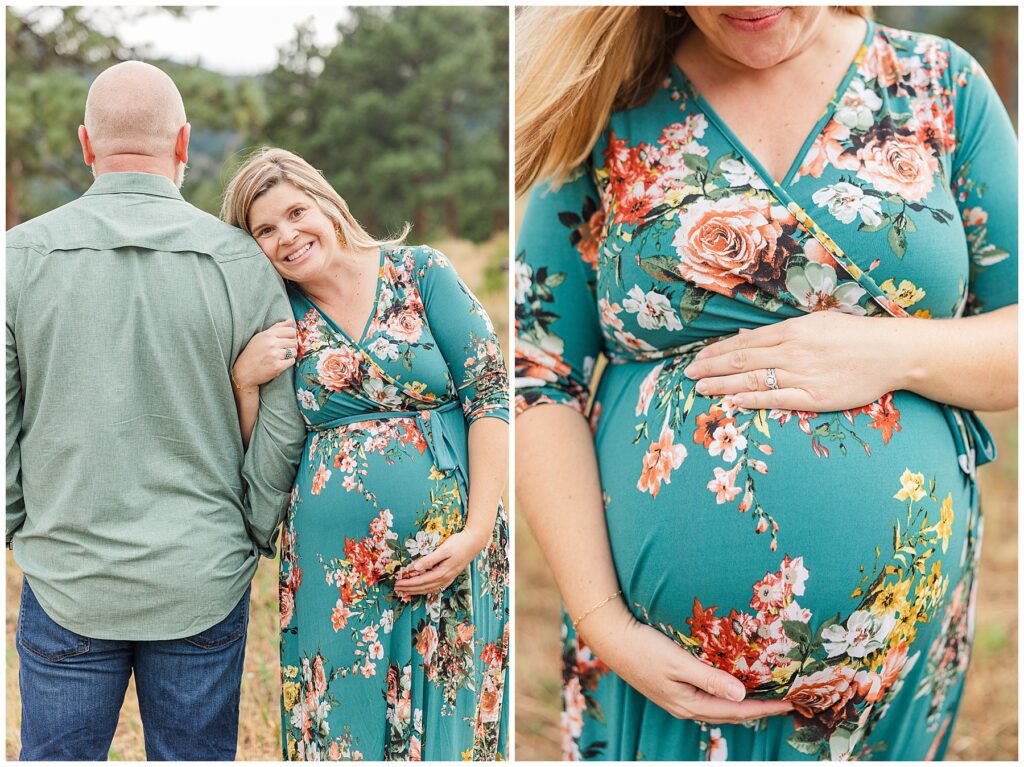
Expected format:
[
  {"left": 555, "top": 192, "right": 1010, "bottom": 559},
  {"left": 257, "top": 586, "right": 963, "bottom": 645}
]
[
  {"left": 678, "top": 285, "right": 713, "bottom": 323},
  {"left": 782, "top": 619, "right": 811, "bottom": 646},
  {"left": 887, "top": 226, "right": 907, "bottom": 259},
  {"left": 640, "top": 254, "right": 686, "bottom": 283},
  {"left": 787, "top": 725, "right": 828, "bottom": 755}
]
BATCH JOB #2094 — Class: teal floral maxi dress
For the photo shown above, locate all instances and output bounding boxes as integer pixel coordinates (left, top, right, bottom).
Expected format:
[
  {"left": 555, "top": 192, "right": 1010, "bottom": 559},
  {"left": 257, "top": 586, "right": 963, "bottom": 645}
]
[
  {"left": 281, "top": 245, "right": 509, "bottom": 760},
  {"left": 515, "top": 24, "right": 1016, "bottom": 761}
]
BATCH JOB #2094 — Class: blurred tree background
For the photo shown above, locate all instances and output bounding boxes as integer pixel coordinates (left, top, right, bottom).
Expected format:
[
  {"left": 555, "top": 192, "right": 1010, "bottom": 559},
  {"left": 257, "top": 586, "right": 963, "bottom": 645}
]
[
  {"left": 514, "top": 6, "right": 1018, "bottom": 762},
  {"left": 6, "top": 5, "right": 509, "bottom": 760},
  {"left": 5, "top": 5, "right": 509, "bottom": 245}
]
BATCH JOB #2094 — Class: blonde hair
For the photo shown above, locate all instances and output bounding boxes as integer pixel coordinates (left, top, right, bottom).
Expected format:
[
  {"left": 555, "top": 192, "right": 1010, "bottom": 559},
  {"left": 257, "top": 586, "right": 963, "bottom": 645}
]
[
  {"left": 221, "top": 147, "right": 409, "bottom": 250},
  {"left": 516, "top": 6, "right": 872, "bottom": 195}
]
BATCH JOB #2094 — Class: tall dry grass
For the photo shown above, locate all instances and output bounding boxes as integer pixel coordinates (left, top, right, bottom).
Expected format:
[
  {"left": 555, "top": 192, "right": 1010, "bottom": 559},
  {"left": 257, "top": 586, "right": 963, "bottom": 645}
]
[
  {"left": 5, "top": 234, "right": 508, "bottom": 760},
  {"left": 514, "top": 409, "right": 1018, "bottom": 760}
]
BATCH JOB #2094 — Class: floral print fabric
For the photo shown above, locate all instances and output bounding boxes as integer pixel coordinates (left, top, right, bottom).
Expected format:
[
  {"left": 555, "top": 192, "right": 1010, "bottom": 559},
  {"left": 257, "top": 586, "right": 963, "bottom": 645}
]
[
  {"left": 516, "top": 23, "right": 1015, "bottom": 761},
  {"left": 282, "top": 245, "right": 509, "bottom": 760}
]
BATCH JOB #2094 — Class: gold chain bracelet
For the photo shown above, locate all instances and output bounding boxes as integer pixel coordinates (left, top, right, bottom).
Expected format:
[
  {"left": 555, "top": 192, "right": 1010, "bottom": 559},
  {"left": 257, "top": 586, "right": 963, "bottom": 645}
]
[{"left": 572, "top": 589, "right": 622, "bottom": 632}]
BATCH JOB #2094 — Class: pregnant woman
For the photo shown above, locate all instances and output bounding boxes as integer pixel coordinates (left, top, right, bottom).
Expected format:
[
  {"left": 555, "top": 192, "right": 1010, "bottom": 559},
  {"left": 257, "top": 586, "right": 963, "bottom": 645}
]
[
  {"left": 223, "top": 148, "right": 509, "bottom": 760},
  {"left": 516, "top": 6, "right": 1016, "bottom": 761}
]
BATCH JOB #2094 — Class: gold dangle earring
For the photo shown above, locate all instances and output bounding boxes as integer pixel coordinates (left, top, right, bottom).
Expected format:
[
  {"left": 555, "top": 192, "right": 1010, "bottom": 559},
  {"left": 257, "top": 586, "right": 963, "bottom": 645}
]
[
  {"left": 335, "top": 224, "right": 348, "bottom": 249},
  {"left": 661, "top": 6, "right": 687, "bottom": 18}
]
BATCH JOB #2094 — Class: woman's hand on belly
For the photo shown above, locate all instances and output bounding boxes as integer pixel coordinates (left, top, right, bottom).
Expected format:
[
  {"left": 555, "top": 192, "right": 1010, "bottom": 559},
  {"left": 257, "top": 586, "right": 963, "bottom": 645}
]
[
  {"left": 683, "top": 312, "right": 902, "bottom": 412},
  {"left": 394, "top": 529, "right": 488, "bottom": 597},
  {"left": 584, "top": 603, "right": 795, "bottom": 724},
  {"left": 685, "top": 306, "right": 1018, "bottom": 413}
]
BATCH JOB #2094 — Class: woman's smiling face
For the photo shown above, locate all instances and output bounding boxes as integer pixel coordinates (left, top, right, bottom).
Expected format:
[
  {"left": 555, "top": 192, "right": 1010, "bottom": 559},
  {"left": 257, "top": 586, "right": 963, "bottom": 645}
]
[
  {"left": 684, "top": 6, "right": 831, "bottom": 69},
  {"left": 247, "top": 182, "right": 340, "bottom": 283}
]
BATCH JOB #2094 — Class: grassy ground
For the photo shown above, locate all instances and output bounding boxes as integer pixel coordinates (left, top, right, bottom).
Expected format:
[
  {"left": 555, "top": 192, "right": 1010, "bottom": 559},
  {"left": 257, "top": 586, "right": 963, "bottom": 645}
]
[
  {"left": 5, "top": 234, "right": 508, "bottom": 760},
  {"left": 515, "top": 409, "right": 1018, "bottom": 761}
]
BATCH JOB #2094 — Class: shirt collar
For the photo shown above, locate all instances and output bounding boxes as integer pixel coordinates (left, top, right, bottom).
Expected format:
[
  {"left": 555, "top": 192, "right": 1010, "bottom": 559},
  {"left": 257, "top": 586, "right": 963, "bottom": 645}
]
[{"left": 82, "top": 172, "right": 185, "bottom": 200}]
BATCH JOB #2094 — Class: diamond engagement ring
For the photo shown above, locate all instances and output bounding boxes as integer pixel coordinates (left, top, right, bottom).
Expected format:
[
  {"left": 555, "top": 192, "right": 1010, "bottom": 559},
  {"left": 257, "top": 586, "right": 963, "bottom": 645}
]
[
  {"left": 284, "top": 348, "right": 295, "bottom": 360},
  {"left": 765, "top": 368, "right": 779, "bottom": 390}
]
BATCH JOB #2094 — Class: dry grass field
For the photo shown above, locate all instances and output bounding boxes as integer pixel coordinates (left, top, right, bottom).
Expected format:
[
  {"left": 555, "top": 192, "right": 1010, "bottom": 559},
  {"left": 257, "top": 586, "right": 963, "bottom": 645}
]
[
  {"left": 5, "top": 234, "right": 508, "bottom": 760},
  {"left": 515, "top": 409, "right": 1018, "bottom": 761}
]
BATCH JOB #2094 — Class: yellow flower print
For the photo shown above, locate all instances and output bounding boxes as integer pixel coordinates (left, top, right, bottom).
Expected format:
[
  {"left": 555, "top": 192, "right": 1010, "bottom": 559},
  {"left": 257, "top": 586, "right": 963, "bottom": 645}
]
[
  {"left": 287, "top": 733, "right": 298, "bottom": 760},
  {"left": 424, "top": 516, "right": 443, "bottom": 534},
  {"left": 928, "top": 494, "right": 954, "bottom": 553},
  {"left": 894, "top": 469, "right": 926, "bottom": 502},
  {"left": 913, "top": 308, "right": 932, "bottom": 319},
  {"left": 891, "top": 599, "right": 922, "bottom": 645},
  {"left": 429, "top": 465, "right": 446, "bottom": 481},
  {"left": 914, "top": 560, "right": 946, "bottom": 610},
  {"left": 871, "top": 577, "right": 911, "bottom": 617},
  {"left": 879, "top": 278, "right": 926, "bottom": 309},
  {"left": 462, "top": 747, "right": 474, "bottom": 761},
  {"left": 663, "top": 188, "right": 685, "bottom": 208},
  {"left": 283, "top": 681, "right": 301, "bottom": 712},
  {"left": 283, "top": 664, "right": 299, "bottom": 679}
]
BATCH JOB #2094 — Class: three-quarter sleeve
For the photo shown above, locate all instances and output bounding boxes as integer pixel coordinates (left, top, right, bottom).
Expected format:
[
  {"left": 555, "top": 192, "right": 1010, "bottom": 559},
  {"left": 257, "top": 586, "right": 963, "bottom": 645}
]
[
  {"left": 949, "top": 43, "right": 1018, "bottom": 315},
  {"left": 417, "top": 246, "right": 510, "bottom": 424},
  {"left": 6, "top": 246, "right": 26, "bottom": 545},
  {"left": 514, "top": 167, "right": 604, "bottom": 416},
  {"left": 237, "top": 257, "right": 307, "bottom": 558}
]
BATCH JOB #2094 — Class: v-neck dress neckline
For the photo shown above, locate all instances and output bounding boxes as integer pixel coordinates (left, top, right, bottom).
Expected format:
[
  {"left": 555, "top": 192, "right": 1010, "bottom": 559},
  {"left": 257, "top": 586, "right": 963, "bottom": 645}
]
[
  {"left": 299, "top": 245, "right": 385, "bottom": 347},
  {"left": 669, "top": 18, "right": 874, "bottom": 192}
]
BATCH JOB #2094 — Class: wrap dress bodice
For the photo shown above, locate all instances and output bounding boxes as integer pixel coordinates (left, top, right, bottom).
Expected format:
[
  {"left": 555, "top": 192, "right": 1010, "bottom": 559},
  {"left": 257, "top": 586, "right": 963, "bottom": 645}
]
[
  {"left": 280, "top": 244, "right": 509, "bottom": 761},
  {"left": 515, "top": 22, "right": 1016, "bottom": 761}
]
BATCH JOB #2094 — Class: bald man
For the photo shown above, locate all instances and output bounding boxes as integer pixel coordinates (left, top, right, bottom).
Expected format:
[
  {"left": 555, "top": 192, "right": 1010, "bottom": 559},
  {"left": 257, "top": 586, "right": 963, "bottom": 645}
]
[{"left": 6, "top": 61, "right": 305, "bottom": 760}]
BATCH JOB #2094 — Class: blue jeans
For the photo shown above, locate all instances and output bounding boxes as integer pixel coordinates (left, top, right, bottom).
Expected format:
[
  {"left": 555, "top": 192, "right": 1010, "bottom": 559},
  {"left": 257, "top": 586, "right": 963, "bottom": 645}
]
[{"left": 16, "top": 579, "right": 250, "bottom": 761}]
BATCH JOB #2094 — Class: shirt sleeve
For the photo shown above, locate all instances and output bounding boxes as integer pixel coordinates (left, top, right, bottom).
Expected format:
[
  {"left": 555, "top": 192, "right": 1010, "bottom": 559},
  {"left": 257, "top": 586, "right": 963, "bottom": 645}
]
[
  {"left": 237, "top": 257, "right": 307, "bottom": 558},
  {"left": 417, "top": 246, "right": 510, "bottom": 424},
  {"left": 514, "top": 166, "right": 604, "bottom": 416},
  {"left": 949, "top": 42, "right": 1018, "bottom": 315},
  {"left": 6, "top": 247, "right": 25, "bottom": 546}
]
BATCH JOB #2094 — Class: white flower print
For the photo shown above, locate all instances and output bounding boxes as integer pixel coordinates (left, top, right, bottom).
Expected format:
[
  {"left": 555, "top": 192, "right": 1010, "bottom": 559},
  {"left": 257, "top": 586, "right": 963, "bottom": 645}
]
[
  {"left": 515, "top": 260, "right": 533, "bottom": 305},
  {"left": 367, "top": 336, "right": 401, "bottom": 361},
  {"left": 835, "top": 79, "right": 883, "bottom": 130},
  {"left": 720, "top": 158, "right": 768, "bottom": 190},
  {"left": 380, "top": 609, "right": 394, "bottom": 634},
  {"left": 708, "top": 422, "right": 747, "bottom": 462},
  {"left": 426, "top": 592, "right": 442, "bottom": 622},
  {"left": 598, "top": 296, "right": 625, "bottom": 331},
  {"left": 786, "top": 262, "right": 867, "bottom": 315},
  {"left": 362, "top": 376, "right": 403, "bottom": 407},
  {"left": 621, "top": 286, "right": 683, "bottom": 331},
  {"left": 296, "top": 388, "right": 320, "bottom": 411},
  {"left": 822, "top": 609, "right": 897, "bottom": 659},
  {"left": 406, "top": 530, "right": 440, "bottom": 558},
  {"left": 811, "top": 182, "right": 883, "bottom": 226}
]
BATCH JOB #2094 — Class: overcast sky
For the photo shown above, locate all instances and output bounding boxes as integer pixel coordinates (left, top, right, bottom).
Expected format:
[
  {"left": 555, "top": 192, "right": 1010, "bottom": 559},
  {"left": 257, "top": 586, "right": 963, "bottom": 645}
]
[{"left": 16, "top": 6, "right": 353, "bottom": 75}]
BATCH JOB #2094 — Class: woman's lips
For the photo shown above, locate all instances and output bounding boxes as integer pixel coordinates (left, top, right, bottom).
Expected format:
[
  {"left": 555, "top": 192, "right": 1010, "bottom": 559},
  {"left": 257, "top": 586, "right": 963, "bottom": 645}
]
[{"left": 722, "top": 7, "right": 786, "bottom": 32}]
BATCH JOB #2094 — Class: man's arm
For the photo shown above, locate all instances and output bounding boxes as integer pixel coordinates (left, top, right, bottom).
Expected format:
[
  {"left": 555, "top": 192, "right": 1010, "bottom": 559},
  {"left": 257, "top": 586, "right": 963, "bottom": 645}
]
[
  {"left": 6, "top": 248, "right": 26, "bottom": 547},
  {"left": 237, "top": 258, "right": 306, "bottom": 558}
]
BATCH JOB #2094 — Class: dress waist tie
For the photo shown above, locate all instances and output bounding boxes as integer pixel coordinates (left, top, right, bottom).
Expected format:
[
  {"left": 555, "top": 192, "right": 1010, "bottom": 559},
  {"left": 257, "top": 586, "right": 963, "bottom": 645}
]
[{"left": 313, "top": 400, "right": 470, "bottom": 503}]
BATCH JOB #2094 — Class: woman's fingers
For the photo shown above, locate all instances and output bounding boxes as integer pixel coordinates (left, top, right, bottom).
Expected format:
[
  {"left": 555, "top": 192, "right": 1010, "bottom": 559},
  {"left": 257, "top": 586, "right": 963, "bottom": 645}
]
[
  {"left": 685, "top": 346, "right": 782, "bottom": 381},
  {"left": 695, "top": 368, "right": 794, "bottom": 397},
  {"left": 693, "top": 322, "right": 789, "bottom": 361},
  {"left": 674, "top": 652, "right": 747, "bottom": 702},
  {"left": 680, "top": 685, "right": 794, "bottom": 723}
]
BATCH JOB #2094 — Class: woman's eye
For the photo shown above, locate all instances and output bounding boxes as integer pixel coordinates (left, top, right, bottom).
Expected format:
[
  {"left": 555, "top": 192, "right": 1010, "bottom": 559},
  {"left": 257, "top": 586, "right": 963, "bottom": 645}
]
[
  {"left": 255, "top": 227, "right": 272, "bottom": 238},
  {"left": 290, "top": 207, "right": 305, "bottom": 219}
]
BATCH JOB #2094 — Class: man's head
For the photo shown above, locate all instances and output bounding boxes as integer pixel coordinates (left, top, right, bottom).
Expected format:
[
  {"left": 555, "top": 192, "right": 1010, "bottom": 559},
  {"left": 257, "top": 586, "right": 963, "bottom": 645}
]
[{"left": 78, "top": 61, "right": 190, "bottom": 185}]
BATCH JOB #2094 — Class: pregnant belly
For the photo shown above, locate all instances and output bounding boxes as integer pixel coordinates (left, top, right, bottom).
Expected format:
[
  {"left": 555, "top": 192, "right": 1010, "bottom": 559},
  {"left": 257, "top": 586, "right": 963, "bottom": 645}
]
[
  {"left": 294, "top": 418, "right": 465, "bottom": 545},
  {"left": 592, "top": 361, "right": 976, "bottom": 698}
]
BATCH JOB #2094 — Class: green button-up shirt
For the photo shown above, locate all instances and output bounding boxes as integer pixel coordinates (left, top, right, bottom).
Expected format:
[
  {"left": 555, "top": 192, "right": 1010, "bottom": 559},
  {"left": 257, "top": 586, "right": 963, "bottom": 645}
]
[{"left": 6, "top": 172, "right": 306, "bottom": 640}]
